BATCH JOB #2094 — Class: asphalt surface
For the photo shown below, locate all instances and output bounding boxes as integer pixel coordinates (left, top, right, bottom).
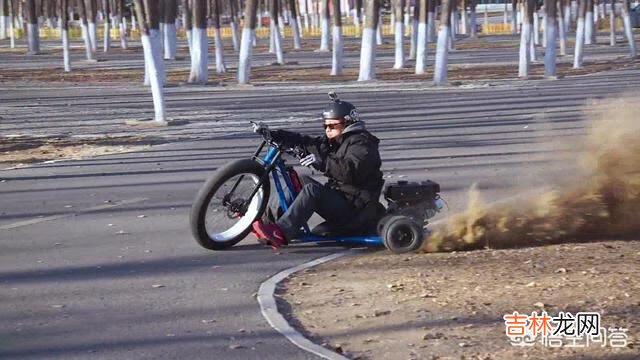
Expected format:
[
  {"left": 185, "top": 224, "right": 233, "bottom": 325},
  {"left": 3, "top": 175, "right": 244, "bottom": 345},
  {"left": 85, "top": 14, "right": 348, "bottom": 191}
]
[{"left": 1, "top": 36, "right": 640, "bottom": 359}]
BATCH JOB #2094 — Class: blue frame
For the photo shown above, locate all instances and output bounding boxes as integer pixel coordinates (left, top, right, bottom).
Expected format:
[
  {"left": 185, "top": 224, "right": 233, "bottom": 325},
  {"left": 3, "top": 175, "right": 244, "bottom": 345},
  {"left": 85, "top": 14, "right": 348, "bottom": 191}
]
[{"left": 262, "top": 145, "right": 384, "bottom": 246}]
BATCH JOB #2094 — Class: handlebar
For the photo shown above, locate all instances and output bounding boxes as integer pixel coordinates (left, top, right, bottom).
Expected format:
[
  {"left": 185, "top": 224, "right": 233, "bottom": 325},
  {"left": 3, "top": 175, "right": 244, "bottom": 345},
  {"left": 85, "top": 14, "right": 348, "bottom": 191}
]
[{"left": 250, "top": 121, "right": 306, "bottom": 160}]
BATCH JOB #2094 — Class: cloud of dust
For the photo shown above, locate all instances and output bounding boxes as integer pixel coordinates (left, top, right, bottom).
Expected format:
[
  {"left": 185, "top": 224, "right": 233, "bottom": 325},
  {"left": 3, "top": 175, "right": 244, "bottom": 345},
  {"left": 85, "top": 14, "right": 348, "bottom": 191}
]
[{"left": 422, "top": 96, "right": 640, "bottom": 252}]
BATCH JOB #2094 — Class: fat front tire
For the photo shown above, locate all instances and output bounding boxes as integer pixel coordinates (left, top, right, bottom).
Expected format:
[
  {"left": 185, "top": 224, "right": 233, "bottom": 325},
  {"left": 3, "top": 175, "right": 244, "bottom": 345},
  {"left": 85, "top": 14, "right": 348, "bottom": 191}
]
[
  {"left": 190, "top": 159, "right": 270, "bottom": 250},
  {"left": 382, "top": 216, "right": 425, "bottom": 253}
]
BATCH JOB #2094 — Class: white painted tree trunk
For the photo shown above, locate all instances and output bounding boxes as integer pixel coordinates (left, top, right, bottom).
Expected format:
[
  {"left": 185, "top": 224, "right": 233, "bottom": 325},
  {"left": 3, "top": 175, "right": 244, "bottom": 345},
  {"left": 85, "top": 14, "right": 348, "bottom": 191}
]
[
  {"left": 376, "top": 15, "right": 383, "bottom": 45},
  {"left": 358, "top": 28, "right": 376, "bottom": 81},
  {"left": 434, "top": 25, "right": 450, "bottom": 85},
  {"left": 427, "top": 11, "right": 436, "bottom": 42},
  {"left": 189, "top": 27, "right": 208, "bottom": 84},
  {"left": 291, "top": 17, "right": 302, "bottom": 49},
  {"left": 394, "top": 21, "right": 404, "bottom": 68},
  {"left": 9, "top": 15, "right": 15, "bottom": 48},
  {"left": 273, "top": 20, "right": 284, "bottom": 64},
  {"left": 622, "top": 13, "right": 637, "bottom": 58},
  {"left": 558, "top": 13, "right": 566, "bottom": 55},
  {"left": 542, "top": 13, "right": 547, "bottom": 47},
  {"left": 530, "top": 33, "right": 537, "bottom": 61},
  {"left": 62, "top": 29, "right": 71, "bottom": 72},
  {"left": 470, "top": 8, "right": 477, "bottom": 37},
  {"left": 461, "top": 9, "right": 468, "bottom": 35},
  {"left": 504, "top": 2, "right": 509, "bottom": 23},
  {"left": 119, "top": 17, "right": 128, "bottom": 49},
  {"left": 81, "top": 23, "right": 95, "bottom": 60},
  {"left": 390, "top": 13, "right": 395, "bottom": 33},
  {"left": 533, "top": 11, "right": 540, "bottom": 44},
  {"left": 269, "top": 21, "right": 275, "bottom": 53},
  {"left": 27, "top": 23, "right": 39, "bottom": 54},
  {"left": 519, "top": 23, "right": 532, "bottom": 77},
  {"left": 320, "top": 17, "right": 330, "bottom": 50},
  {"left": 131, "top": 13, "right": 137, "bottom": 30},
  {"left": 213, "top": 28, "right": 226, "bottom": 73},
  {"left": 331, "top": 25, "right": 343, "bottom": 75},
  {"left": 544, "top": 19, "right": 557, "bottom": 76},
  {"left": 230, "top": 21, "right": 239, "bottom": 50},
  {"left": 297, "top": 16, "right": 304, "bottom": 38},
  {"left": 585, "top": 11, "right": 593, "bottom": 44},
  {"left": 88, "top": 21, "right": 97, "bottom": 52},
  {"left": 1, "top": 16, "right": 7, "bottom": 39},
  {"left": 144, "top": 30, "right": 166, "bottom": 86},
  {"left": 409, "top": 18, "right": 418, "bottom": 59},
  {"left": 609, "top": 7, "right": 616, "bottom": 46},
  {"left": 564, "top": 5, "right": 571, "bottom": 33},
  {"left": 103, "top": 20, "right": 111, "bottom": 52},
  {"left": 574, "top": 17, "right": 585, "bottom": 67},
  {"left": 415, "top": 21, "right": 427, "bottom": 74},
  {"left": 140, "top": 32, "right": 166, "bottom": 123},
  {"left": 571, "top": 0, "right": 578, "bottom": 20},
  {"left": 163, "top": 23, "right": 177, "bottom": 59},
  {"left": 238, "top": 28, "right": 255, "bottom": 84}
]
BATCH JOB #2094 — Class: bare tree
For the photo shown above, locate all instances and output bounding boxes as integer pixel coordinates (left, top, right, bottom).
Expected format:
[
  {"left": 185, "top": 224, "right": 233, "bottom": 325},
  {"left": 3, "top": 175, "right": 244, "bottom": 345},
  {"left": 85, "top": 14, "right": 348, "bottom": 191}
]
[
  {"left": 182, "top": 0, "right": 192, "bottom": 53},
  {"left": 544, "top": 0, "right": 557, "bottom": 76},
  {"left": 511, "top": 0, "right": 517, "bottom": 34},
  {"left": 78, "top": 0, "right": 95, "bottom": 59},
  {"left": 519, "top": 0, "right": 535, "bottom": 77},
  {"left": 331, "top": 0, "right": 343, "bottom": 74},
  {"left": 86, "top": 0, "right": 98, "bottom": 52},
  {"left": 574, "top": 0, "right": 586, "bottom": 67},
  {"left": 189, "top": 0, "right": 208, "bottom": 83},
  {"left": 319, "top": 0, "right": 329, "bottom": 50},
  {"left": 609, "top": 0, "right": 616, "bottom": 46},
  {"left": 229, "top": 0, "right": 240, "bottom": 50},
  {"left": 433, "top": 0, "right": 452, "bottom": 85},
  {"left": 211, "top": 0, "right": 226, "bottom": 72},
  {"left": 269, "top": 0, "right": 284, "bottom": 63},
  {"left": 354, "top": 0, "right": 362, "bottom": 30},
  {"left": 116, "top": 0, "right": 128, "bottom": 49},
  {"left": 163, "top": 0, "right": 177, "bottom": 59},
  {"left": 134, "top": 0, "right": 167, "bottom": 123},
  {"left": 26, "top": 0, "right": 39, "bottom": 54},
  {"left": 102, "top": 0, "right": 111, "bottom": 52},
  {"left": 7, "top": 0, "right": 15, "bottom": 47},
  {"left": 469, "top": 0, "right": 477, "bottom": 37},
  {"left": 238, "top": 0, "right": 258, "bottom": 83},
  {"left": 1, "top": 0, "right": 8, "bottom": 39},
  {"left": 558, "top": 0, "right": 567, "bottom": 56},
  {"left": 409, "top": 0, "right": 418, "bottom": 59},
  {"left": 585, "top": 0, "right": 594, "bottom": 44},
  {"left": 288, "top": 0, "right": 301, "bottom": 49},
  {"left": 357, "top": 0, "right": 379, "bottom": 81},
  {"left": 427, "top": 0, "right": 436, "bottom": 42},
  {"left": 415, "top": 0, "right": 427, "bottom": 74},
  {"left": 60, "top": 0, "right": 71, "bottom": 71},
  {"left": 621, "top": 0, "right": 637, "bottom": 57},
  {"left": 393, "top": 0, "right": 405, "bottom": 68}
]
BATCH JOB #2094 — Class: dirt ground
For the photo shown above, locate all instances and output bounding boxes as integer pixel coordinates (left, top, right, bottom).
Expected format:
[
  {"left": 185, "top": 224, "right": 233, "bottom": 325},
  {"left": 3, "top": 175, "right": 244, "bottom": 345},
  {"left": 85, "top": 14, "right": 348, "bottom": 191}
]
[
  {"left": 278, "top": 240, "right": 639, "bottom": 360},
  {"left": 0, "top": 135, "right": 166, "bottom": 169}
]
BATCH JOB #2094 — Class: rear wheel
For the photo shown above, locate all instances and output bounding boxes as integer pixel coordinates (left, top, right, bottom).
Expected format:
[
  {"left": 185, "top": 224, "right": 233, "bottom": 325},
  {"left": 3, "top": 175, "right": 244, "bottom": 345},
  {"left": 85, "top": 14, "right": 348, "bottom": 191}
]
[
  {"left": 190, "top": 159, "right": 270, "bottom": 250},
  {"left": 382, "top": 215, "right": 424, "bottom": 253}
]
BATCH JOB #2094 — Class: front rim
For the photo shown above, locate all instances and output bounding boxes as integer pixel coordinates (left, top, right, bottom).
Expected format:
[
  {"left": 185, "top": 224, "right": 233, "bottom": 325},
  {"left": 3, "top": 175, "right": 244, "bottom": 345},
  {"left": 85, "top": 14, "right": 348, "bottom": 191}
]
[{"left": 204, "top": 173, "right": 264, "bottom": 242}]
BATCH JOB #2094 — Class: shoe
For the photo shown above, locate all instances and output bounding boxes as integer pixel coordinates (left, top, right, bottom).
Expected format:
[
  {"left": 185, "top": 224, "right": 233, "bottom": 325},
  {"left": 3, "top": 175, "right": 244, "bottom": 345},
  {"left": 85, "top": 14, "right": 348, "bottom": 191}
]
[{"left": 251, "top": 220, "right": 288, "bottom": 249}]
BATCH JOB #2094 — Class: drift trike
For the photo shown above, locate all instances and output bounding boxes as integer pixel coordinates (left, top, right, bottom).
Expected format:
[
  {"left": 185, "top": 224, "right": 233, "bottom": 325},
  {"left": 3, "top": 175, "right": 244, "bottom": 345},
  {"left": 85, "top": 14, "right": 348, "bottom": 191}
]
[{"left": 190, "top": 126, "right": 444, "bottom": 253}]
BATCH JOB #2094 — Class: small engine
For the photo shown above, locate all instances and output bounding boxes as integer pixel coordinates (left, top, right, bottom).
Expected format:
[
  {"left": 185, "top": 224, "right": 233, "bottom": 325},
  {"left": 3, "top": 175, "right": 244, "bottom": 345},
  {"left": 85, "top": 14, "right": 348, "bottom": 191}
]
[{"left": 383, "top": 180, "right": 444, "bottom": 224}]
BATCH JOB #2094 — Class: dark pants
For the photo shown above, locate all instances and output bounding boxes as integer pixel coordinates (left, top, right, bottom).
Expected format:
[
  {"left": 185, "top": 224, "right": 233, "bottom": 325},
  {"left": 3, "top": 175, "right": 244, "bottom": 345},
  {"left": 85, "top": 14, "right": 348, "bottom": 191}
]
[{"left": 276, "top": 176, "right": 355, "bottom": 240}]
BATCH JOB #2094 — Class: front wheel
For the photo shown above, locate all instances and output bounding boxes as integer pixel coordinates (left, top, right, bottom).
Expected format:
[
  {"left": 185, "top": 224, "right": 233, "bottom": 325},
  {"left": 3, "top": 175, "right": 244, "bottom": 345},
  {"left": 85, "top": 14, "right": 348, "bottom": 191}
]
[
  {"left": 190, "top": 159, "right": 271, "bottom": 250},
  {"left": 382, "top": 215, "right": 425, "bottom": 254}
]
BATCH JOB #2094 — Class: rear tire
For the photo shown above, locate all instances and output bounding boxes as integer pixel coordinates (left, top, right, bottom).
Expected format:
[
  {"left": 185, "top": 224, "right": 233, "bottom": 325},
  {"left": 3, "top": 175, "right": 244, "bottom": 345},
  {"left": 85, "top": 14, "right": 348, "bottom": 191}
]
[
  {"left": 190, "top": 159, "right": 270, "bottom": 250},
  {"left": 382, "top": 215, "right": 424, "bottom": 253}
]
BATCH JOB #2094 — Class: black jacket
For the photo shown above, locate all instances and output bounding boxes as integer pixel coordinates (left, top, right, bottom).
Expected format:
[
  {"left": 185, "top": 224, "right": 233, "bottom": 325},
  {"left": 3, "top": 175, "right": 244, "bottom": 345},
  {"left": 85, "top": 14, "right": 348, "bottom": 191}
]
[{"left": 271, "top": 121, "right": 384, "bottom": 209}]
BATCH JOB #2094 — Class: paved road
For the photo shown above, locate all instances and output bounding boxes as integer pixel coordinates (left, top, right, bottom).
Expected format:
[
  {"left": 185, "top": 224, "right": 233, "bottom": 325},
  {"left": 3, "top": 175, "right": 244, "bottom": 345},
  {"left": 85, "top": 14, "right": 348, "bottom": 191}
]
[{"left": 1, "top": 67, "right": 639, "bottom": 359}]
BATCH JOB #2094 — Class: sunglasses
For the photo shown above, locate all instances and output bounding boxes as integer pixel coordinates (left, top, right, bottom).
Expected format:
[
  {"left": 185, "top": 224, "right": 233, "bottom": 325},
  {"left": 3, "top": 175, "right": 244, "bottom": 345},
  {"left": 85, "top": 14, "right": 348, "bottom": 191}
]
[{"left": 323, "top": 122, "right": 344, "bottom": 130}]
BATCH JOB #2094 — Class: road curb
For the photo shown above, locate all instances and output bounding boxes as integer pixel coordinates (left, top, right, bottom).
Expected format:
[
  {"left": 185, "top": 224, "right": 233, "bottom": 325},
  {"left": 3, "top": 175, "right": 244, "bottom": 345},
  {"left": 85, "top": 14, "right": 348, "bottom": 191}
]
[{"left": 258, "top": 251, "right": 356, "bottom": 360}]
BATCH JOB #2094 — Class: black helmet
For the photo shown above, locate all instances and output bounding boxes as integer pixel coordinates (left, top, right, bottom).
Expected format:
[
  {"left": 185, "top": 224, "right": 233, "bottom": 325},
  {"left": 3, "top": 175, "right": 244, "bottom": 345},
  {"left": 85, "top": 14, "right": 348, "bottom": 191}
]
[{"left": 322, "top": 92, "right": 360, "bottom": 124}]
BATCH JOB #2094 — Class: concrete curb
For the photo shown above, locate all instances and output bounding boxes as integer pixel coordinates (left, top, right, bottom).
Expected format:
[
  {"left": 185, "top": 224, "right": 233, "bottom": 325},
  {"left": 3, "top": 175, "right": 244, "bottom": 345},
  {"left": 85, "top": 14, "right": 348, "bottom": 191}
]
[{"left": 258, "top": 251, "right": 355, "bottom": 360}]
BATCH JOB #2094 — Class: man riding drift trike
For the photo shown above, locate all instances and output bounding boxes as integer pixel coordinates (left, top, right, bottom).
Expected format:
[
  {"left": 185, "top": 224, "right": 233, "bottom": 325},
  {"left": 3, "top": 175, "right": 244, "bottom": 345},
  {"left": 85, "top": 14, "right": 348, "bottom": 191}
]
[{"left": 189, "top": 92, "right": 444, "bottom": 253}]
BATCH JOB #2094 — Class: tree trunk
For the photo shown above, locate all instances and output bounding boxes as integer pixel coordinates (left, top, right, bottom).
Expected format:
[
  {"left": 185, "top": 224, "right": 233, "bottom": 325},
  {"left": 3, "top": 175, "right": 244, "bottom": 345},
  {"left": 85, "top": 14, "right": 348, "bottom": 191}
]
[
  {"left": 409, "top": 0, "right": 418, "bottom": 58},
  {"left": 60, "top": 0, "right": 71, "bottom": 71},
  {"left": 116, "top": 0, "right": 128, "bottom": 48},
  {"left": 393, "top": 0, "right": 405, "bottom": 68},
  {"left": 574, "top": 0, "right": 586, "bottom": 67},
  {"left": 8, "top": 0, "right": 15, "bottom": 47},
  {"left": 288, "top": 0, "right": 301, "bottom": 49},
  {"left": 211, "top": 0, "right": 226, "bottom": 71},
  {"left": 86, "top": 0, "right": 98, "bottom": 52},
  {"left": 78, "top": 0, "right": 94, "bottom": 59},
  {"left": 358, "top": 0, "right": 379, "bottom": 80},
  {"left": 469, "top": 0, "right": 477, "bottom": 37},
  {"left": 449, "top": 0, "right": 456, "bottom": 50},
  {"left": 189, "top": 0, "right": 208, "bottom": 83},
  {"left": 1, "top": 0, "right": 8, "bottom": 40},
  {"left": 511, "top": 0, "right": 517, "bottom": 33},
  {"left": 621, "top": 0, "right": 637, "bottom": 57},
  {"left": 331, "top": 0, "right": 343, "bottom": 74},
  {"left": 585, "top": 0, "right": 593, "bottom": 44},
  {"left": 427, "top": 0, "right": 436, "bottom": 42},
  {"left": 609, "top": 0, "right": 615, "bottom": 46},
  {"left": 519, "top": 0, "right": 534, "bottom": 77},
  {"left": 533, "top": 7, "right": 539, "bottom": 44},
  {"left": 544, "top": 0, "right": 557, "bottom": 77},
  {"left": 415, "top": 0, "right": 427, "bottom": 73},
  {"left": 182, "top": 0, "right": 193, "bottom": 54},
  {"left": 319, "top": 0, "right": 330, "bottom": 50},
  {"left": 354, "top": 0, "right": 362, "bottom": 30},
  {"left": 558, "top": 0, "right": 566, "bottom": 55},
  {"left": 269, "top": 0, "right": 285, "bottom": 63},
  {"left": 229, "top": 0, "right": 239, "bottom": 50},
  {"left": 434, "top": 0, "right": 452, "bottom": 85},
  {"left": 162, "top": 0, "right": 177, "bottom": 59},
  {"left": 102, "top": 0, "right": 111, "bottom": 52},
  {"left": 239, "top": 0, "right": 258, "bottom": 83},
  {"left": 134, "top": 0, "right": 167, "bottom": 123},
  {"left": 26, "top": 0, "right": 39, "bottom": 54}
]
